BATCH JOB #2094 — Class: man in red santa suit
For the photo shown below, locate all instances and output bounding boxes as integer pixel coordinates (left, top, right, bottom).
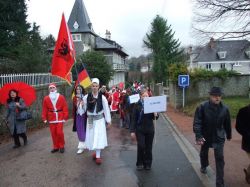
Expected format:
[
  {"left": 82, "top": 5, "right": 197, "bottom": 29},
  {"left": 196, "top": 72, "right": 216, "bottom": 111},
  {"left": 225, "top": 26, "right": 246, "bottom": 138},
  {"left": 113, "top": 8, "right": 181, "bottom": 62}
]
[
  {"left": 110, "top": 87, "right": 120, "bottom": 113},
  {"left": 42, "top": 83, "right": 69, "bottom": 153}
]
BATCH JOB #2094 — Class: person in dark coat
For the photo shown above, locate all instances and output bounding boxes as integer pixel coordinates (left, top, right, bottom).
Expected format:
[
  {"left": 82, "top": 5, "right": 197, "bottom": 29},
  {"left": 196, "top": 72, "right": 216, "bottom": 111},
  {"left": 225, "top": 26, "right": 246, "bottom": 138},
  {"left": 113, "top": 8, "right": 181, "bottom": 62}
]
[
  {"left": 193, "top": 86, "right": 231, "bottom": 187},
  {"left": 5, "top": 89, "right": 28, "bottom": 148},
  {"left": 130, "top": 88, "right": 158, "bottom": 170},
  {"left": 235, "top": 105, "right": 250, "bottom": 184}
]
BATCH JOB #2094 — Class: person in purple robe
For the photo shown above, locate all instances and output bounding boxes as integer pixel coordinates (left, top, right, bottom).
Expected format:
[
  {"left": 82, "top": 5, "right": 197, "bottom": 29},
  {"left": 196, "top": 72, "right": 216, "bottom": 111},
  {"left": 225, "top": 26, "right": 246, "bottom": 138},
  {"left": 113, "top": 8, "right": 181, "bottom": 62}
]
[{"left": 72, "top": 85, "right": 87, "bottom": 154}]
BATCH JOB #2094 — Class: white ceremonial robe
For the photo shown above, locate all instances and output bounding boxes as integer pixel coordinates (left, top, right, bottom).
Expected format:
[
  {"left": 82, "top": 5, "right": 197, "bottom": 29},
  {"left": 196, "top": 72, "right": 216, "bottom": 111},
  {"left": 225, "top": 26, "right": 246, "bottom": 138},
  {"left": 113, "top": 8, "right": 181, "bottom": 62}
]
[{"left": 83, "top": 94, "right": 111, "bottom": 150}]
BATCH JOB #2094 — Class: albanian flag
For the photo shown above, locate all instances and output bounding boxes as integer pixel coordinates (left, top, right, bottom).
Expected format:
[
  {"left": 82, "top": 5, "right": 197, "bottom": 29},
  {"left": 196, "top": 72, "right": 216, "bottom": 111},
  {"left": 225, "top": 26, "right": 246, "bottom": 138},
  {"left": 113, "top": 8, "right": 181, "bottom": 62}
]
[{"left": 51, "top": 13, "right": 75, "bottom": 84}]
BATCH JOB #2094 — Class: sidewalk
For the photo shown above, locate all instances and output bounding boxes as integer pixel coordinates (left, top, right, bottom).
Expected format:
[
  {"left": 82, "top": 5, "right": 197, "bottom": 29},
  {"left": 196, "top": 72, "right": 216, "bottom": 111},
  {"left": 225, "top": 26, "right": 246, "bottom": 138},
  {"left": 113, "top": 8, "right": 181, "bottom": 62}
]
[{"left": 166, "top": 105, "right": 249, "bottom": 187}]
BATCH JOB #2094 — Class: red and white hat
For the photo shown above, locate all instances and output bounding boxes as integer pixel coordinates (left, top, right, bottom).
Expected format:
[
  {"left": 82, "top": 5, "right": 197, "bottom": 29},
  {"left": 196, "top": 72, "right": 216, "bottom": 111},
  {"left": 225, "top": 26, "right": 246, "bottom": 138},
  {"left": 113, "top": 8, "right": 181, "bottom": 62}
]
[{"left": 49, "top": 83, "right": 57, "bottom": 88}]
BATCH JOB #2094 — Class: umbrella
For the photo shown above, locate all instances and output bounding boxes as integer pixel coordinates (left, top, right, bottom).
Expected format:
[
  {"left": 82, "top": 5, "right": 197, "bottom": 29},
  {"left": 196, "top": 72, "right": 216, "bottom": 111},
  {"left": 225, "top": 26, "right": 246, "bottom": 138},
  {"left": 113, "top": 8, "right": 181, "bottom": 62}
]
[{"left": 0, "top": 82, "right": 36, "bottom": 106}]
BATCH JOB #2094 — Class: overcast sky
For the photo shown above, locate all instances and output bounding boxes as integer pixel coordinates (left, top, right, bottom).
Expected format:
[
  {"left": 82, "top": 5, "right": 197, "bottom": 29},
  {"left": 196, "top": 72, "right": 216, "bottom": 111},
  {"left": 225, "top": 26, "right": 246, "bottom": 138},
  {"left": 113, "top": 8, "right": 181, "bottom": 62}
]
[{"left": 26, "top": 0, "right": 195, "bottom": 57}]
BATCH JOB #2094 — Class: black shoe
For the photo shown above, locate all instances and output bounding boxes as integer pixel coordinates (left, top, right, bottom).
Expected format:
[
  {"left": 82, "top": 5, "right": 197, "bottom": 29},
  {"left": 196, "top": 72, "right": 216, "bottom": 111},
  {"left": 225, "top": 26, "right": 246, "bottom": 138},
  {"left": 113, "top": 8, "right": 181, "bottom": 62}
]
[
  {"left": 144, "top": 165, "right": 151, "bottom": 170},
  {"left": 23, "top": 139, "right": 28, "bottom": 146},
  {"left": 13, "top": 144, "right": 21, "bottom": 149},
  {"left": 51, "top": 149, "right": 59, "bottom": 153},
  {"left": 136, "top": 165, "right": 144, "bottom": 170},
  {"left": 200, "top": 167, "right": 207, "bottom": 174},
  {"left": 59, "top": 148, "right": 65, "bottom": 153}
]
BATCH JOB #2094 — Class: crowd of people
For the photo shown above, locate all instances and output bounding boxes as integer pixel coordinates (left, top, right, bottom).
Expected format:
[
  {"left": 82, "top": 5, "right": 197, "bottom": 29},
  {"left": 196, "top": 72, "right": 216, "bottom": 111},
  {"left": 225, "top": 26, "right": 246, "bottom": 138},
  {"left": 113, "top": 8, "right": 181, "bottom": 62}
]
[
  {"left": 4, "top": 79, "right": 156, "bottom": 169},
  {"left": 3, "top": 80, "right": 250, "bottom": 185}
]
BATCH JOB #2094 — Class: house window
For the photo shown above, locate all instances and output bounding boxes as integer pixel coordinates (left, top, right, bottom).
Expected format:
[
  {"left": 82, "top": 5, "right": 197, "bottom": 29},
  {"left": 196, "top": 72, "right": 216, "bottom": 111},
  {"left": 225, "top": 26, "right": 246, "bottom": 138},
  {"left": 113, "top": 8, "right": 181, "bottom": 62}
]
[
  {"left": 217, "top": 51, "right": 227, "bottom": 59},
  {"left": 234, "top": 62, "right": 241, "bottom": 66},
  {"left": 206, "top": 63, "right": 211, "bottom": 70},
  {"left": 72, "top": 34, "right": 81, "bottom": 42},
  {"left": 220, "top": 63, "right": 226, "bottom": 69}
]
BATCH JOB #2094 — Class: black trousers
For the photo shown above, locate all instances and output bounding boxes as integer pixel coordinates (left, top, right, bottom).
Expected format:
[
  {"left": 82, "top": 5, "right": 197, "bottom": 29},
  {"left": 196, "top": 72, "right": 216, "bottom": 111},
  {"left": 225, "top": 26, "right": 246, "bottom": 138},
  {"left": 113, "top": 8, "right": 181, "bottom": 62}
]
[
  {"left": 200, "top": 143, "right": 225, "bottom": 187},
  {"left": 136, "top": 130, "right": 154, "bottom": 167},
  {"left": 13, "top": 127, "right": 27, "bottom": 146}
]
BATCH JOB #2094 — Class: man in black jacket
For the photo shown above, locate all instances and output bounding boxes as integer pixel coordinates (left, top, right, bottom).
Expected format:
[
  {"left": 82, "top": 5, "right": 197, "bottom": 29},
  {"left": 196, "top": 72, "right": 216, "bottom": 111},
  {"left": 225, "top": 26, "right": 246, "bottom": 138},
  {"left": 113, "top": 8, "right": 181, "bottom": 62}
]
[
  {"left": 236, "top": 105, "right": 250, "bottom": 184},
  {"left": 193, "top": 87, "right": 231, "bottom": 187}
]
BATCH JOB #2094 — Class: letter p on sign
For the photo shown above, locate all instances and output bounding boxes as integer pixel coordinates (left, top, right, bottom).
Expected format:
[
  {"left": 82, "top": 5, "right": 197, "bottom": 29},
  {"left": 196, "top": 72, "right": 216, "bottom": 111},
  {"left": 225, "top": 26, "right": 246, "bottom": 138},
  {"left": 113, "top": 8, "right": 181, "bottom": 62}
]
[{"left": 178, "top": 75, "right": 189, "bottom": 87}]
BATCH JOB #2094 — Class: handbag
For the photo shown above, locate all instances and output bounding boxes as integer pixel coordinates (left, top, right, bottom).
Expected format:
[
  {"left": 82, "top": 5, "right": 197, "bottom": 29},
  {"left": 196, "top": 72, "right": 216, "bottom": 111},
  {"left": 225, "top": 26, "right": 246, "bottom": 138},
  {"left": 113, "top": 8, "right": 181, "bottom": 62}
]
[{"left": 16, "top": 110, "right": 32, "bottom": 121}]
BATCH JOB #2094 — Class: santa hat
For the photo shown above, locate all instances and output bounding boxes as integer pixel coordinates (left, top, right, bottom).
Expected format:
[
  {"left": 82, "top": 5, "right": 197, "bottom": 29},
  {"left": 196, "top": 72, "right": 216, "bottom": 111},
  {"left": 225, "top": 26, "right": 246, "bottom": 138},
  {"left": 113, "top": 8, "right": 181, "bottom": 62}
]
[{"left": 49, "top": 83, "right": 57, "bottom": 88}]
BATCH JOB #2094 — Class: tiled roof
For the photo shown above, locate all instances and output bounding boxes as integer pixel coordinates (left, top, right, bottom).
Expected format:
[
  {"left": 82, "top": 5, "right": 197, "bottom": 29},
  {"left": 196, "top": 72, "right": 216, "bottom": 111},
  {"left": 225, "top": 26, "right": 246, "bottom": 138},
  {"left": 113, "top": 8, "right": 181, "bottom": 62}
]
[
  {"left": 196, "top": 40, "right": 250, "bottom": 62},
  {"left": 95, "top": 36, "right": 128, "bottom": 57}
]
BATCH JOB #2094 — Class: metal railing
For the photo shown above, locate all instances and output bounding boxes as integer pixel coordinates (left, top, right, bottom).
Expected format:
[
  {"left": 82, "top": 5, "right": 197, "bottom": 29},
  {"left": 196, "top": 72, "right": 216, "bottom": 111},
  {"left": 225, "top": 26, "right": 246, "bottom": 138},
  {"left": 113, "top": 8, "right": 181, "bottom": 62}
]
[
  {"left": 0, "top": 73, "right": 66, "bottom": 88},
  {"left": 113, "top": 63, "right": 129, "bottom": 71}
]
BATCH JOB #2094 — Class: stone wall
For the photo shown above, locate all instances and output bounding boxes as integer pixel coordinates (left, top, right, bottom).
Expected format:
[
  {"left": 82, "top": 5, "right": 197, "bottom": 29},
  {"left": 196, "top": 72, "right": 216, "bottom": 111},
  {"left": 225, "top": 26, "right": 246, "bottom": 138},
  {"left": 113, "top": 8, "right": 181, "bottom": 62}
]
[{"left": 169, "top": 75, "right": 250, "bottom": 108}]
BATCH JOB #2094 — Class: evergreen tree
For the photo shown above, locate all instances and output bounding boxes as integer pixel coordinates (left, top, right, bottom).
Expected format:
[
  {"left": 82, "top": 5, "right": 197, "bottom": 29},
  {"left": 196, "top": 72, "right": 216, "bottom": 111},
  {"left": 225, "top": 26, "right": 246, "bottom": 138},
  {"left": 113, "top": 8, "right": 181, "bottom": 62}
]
[
  {"left": 77, "top": 51, "right": 114, "bottom": 86},
  {"left": 0, "top": 0, "right": 52, "bottom": 73},
  {"left": 144, "top": 15, "right": 183, "bottom": 84},
  {"left": 0, "top": 0, "right": 30, "bottom": 57}
]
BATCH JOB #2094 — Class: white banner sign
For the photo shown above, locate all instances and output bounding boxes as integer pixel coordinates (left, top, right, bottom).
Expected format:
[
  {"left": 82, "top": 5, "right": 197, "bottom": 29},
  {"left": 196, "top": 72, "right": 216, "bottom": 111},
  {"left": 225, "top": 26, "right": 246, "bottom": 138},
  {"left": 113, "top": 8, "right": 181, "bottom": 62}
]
[
  {"left": 144, "top": 95, "right": 167, "bottom": 114},
  {"left": 129, "top": 94, "right": 140, "bottom": 104}
]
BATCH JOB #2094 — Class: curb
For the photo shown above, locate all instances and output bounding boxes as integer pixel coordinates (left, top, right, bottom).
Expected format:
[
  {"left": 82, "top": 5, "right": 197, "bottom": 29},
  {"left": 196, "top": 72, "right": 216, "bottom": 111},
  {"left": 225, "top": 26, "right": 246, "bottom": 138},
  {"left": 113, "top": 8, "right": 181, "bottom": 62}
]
[{"left": 162, "top": 113, "right": 216, "bottom": 187}]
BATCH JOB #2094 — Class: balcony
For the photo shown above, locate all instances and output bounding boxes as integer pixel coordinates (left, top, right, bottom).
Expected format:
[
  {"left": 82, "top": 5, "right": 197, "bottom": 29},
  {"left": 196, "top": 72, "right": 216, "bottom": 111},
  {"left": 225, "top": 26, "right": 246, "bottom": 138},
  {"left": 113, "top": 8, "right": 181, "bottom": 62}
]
[{"left": 113, "top": 63, "right": 129, "bottom": 72}]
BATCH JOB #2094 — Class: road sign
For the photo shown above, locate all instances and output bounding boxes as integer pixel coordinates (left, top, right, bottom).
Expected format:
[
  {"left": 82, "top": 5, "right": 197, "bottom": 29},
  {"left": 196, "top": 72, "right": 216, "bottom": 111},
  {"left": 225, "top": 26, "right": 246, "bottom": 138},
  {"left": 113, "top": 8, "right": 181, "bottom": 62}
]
[{"left": 178, "top": 75, "right": 189, "bottom": 87}]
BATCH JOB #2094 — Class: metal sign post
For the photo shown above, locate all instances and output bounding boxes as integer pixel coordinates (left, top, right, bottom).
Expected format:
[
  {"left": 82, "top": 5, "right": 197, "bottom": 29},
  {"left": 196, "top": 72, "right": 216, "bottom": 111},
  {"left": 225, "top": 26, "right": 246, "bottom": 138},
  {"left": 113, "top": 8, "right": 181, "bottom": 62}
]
[{"left": 178, "top": 75, "right": 190, "bottom": 108}]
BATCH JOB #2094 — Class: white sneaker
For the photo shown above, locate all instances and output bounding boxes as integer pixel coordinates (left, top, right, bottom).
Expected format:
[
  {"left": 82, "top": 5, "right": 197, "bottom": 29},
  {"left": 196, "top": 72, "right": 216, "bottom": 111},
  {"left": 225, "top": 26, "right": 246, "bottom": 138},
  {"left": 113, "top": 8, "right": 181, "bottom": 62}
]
[{"left": 77, "top": 149, "right": 84, "bottom": 154}]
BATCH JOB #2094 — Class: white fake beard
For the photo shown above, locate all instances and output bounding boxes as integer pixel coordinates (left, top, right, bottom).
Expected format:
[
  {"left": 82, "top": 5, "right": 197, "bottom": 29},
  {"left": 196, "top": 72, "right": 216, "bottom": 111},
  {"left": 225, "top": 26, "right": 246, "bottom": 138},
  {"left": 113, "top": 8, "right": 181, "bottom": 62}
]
[{"left": 49, "top": 91, "right": 58, "bottom": 101}]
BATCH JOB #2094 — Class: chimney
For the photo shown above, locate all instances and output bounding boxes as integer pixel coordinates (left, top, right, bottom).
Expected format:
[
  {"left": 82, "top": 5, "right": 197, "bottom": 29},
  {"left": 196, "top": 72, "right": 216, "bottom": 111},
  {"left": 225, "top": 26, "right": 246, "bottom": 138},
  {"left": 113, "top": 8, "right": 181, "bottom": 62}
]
[
  {"left": 209, "top": 37, "right": 215, "bottom": 49},
  {"left": 105, "top": 30, "right": 111, "bottom": 40}
]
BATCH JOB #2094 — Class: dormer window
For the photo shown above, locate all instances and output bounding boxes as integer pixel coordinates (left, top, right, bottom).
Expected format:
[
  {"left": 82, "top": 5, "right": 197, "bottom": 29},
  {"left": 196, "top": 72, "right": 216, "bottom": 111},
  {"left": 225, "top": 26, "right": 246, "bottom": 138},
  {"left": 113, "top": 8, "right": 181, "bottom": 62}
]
[
  {"left": 245, "top": 50, "right": 250, "bottom": 58},
  {"left": 217, "top": 51, "right": 227, "bottom": 59},
  {"left": 73, "top": 21, "right": 79, "bottom": 30}
]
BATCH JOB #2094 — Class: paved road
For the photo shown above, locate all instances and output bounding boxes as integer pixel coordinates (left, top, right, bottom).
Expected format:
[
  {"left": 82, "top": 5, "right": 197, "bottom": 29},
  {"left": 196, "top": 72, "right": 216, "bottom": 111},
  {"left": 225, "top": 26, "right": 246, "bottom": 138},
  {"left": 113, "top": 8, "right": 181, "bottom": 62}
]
[{"left": 0, "top": 115, "right": 204, "bottom": 187}]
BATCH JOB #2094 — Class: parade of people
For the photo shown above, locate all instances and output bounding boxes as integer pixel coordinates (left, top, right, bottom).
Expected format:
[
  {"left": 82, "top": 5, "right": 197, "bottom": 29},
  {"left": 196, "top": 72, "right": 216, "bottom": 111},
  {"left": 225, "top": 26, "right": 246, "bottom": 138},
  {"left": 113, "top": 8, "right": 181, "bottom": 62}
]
[{"left": 2, "top": 0, "right": 250, "bottom": 186}]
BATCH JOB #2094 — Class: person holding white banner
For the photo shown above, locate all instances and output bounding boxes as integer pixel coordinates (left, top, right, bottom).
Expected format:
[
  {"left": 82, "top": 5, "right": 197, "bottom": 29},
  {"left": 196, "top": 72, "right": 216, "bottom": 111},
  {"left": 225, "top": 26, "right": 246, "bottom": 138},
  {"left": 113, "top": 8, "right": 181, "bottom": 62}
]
[{"left": 130, "top": 88, "right": 158, "bottom": 170}]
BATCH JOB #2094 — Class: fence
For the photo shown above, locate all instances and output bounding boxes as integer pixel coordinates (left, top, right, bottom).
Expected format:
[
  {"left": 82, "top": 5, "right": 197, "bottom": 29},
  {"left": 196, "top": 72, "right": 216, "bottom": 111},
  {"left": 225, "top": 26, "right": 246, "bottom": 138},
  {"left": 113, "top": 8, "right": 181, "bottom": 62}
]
[{"left": 0, "top": 73, "right": 66, "bottom": 87}]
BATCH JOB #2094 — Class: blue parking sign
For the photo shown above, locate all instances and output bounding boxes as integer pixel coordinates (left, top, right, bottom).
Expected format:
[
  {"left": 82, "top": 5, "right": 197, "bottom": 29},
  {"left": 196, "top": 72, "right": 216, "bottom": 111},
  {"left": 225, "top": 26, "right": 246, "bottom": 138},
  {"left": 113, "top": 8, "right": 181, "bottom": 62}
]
[{"left": 178, "top": 75, "right": 189, "bottom": 87}]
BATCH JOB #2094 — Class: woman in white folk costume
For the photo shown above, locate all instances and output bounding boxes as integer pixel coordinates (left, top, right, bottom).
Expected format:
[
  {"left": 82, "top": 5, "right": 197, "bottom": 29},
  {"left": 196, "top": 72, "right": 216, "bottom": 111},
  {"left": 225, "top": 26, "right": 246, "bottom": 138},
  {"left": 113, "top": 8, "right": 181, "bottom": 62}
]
[{"left": 83, "top": 78, "right": 111, "bottom": 165}]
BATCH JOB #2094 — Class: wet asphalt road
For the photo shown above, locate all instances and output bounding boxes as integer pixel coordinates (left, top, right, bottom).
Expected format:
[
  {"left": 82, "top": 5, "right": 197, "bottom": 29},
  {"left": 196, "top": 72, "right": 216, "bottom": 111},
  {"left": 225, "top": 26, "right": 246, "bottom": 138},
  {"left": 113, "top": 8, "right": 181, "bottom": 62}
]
[{"left": 0, "top": 115, "right": 203, "bottom": 187}]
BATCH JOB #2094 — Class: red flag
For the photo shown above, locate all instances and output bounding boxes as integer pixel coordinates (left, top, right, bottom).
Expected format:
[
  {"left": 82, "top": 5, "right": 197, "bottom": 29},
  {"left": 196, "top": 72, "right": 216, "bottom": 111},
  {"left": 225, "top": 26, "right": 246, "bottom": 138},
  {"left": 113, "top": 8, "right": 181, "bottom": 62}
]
[{"left": 51, "top": 13, "right": 75, "bottom": 84}]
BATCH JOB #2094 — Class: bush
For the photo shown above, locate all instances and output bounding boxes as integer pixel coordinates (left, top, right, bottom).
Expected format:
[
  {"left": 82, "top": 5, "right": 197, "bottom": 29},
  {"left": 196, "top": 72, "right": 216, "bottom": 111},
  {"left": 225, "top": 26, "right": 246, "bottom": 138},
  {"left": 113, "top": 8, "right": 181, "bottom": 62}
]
[{"left": 168, "top": 64, "right": 239, "bottom": 84}]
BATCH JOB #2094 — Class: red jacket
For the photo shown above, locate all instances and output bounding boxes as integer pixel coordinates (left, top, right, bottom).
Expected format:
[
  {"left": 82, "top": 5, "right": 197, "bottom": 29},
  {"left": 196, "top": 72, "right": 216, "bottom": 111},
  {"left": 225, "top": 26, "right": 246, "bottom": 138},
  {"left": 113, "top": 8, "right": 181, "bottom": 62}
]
[
  {"left": 110, "top": 91, "right": 120, "bottom": 112},
  {"left": 42, "top": 94, "right": 68, "bottom": 123}
]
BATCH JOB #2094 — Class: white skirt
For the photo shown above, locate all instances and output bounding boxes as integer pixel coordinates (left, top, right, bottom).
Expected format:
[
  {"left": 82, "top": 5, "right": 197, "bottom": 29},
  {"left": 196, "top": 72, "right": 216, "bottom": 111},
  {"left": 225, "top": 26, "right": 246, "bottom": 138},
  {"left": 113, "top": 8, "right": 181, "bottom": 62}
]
[{"left": 85, "top": 117, "right": 108, "bottom": 150}]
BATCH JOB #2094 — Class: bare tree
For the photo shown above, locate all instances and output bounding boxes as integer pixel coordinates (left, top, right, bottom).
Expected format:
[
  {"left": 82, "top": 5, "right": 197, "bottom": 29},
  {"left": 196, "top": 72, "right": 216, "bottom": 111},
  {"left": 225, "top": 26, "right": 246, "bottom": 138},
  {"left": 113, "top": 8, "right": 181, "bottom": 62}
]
[{"left": 192, "top": 0, "right": 250, "bottom": 41}]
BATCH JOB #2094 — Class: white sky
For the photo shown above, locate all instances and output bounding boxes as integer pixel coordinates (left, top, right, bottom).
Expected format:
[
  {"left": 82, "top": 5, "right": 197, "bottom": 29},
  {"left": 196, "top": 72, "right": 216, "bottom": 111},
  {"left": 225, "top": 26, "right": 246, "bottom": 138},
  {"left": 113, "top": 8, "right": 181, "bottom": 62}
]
[{"left": 26, "top": 0, "right": 195, "bottom": 57}]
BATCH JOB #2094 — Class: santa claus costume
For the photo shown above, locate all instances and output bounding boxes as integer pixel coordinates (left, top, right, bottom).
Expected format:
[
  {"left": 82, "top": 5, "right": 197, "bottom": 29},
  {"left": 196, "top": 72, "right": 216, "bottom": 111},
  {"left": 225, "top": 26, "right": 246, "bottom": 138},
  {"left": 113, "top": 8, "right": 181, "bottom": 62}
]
[
  {"left": 42, "top": 83, "right": 68, "bottom": 153},
  {"left": 110, "top": 87, "right": 120, "bottom": 112}
]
